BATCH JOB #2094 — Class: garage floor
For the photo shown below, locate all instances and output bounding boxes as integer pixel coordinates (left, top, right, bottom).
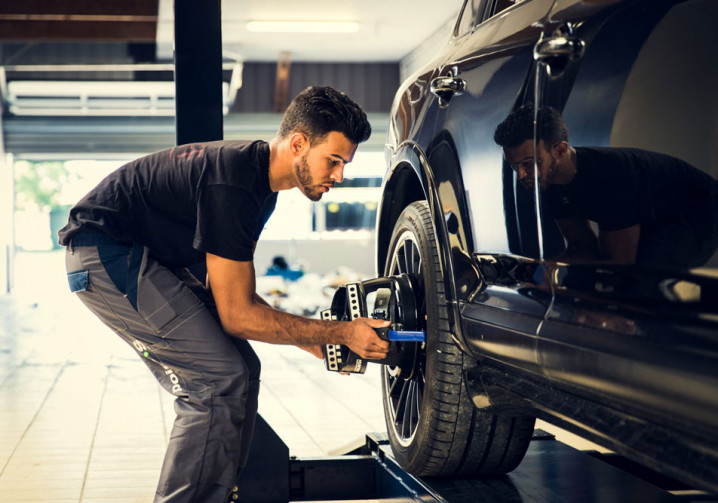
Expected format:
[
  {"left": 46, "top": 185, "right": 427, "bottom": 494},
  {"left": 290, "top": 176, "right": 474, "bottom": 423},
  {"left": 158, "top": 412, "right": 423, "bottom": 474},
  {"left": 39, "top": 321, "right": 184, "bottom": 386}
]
[{"left": 0, "top": 251, "right": 387, "bottom": 502}]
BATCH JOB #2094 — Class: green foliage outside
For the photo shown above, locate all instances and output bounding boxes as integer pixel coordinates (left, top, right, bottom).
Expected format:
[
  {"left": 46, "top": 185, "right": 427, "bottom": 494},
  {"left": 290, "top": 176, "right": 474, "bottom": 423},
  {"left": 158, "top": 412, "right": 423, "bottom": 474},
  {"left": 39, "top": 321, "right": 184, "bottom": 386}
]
[
  {"left": 14, "top": 160, "right": 77, "bottom": 250},
  {"left": 14, "top": 160, "right": 71, "bottom": 212}
]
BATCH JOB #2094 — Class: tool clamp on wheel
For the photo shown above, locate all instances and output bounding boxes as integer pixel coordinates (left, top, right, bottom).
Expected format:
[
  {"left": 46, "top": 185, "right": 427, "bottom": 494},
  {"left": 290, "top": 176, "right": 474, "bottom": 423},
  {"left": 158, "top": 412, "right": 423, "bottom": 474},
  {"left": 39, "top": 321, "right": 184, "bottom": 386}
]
[{"left": 321, "top": 274, "right": 425, "bottom": 375}]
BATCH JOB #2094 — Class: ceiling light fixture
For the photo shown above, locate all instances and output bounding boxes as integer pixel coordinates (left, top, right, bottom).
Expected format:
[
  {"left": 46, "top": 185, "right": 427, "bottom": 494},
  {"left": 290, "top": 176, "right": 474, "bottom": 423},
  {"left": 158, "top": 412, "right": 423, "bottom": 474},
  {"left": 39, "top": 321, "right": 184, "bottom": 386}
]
[{"left": 246, "top": 21, "right": 359, "bottom": 33}]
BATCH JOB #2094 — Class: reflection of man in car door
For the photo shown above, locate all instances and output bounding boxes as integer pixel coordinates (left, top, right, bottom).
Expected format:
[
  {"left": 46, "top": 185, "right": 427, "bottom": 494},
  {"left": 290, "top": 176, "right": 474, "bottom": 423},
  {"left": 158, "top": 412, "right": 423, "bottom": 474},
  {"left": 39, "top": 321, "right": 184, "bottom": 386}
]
[{"left": 493, "top": 104, "right": 718, "bottom": 269}]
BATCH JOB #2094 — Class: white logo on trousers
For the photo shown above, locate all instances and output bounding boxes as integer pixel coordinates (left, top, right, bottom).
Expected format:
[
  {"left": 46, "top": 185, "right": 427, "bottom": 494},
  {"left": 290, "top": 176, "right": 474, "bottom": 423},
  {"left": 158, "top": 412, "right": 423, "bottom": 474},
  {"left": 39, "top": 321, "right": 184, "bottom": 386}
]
[{"left": 132, "top": 339, "right": 184, "bottom": 395}]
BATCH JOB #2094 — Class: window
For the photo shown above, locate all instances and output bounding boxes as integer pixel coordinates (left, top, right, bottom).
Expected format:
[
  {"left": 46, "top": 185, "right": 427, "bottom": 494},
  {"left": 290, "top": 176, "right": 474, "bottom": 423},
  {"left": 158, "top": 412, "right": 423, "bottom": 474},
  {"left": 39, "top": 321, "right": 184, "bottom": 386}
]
[
  {"left": 454, "top": 0, "right": 487, "bottom": 38},
  {"left": 322, "top": 201, "right": 378, "bottom": 231},
  {"left": 489, "top": 0, "right": 524, "bottom": 19}
]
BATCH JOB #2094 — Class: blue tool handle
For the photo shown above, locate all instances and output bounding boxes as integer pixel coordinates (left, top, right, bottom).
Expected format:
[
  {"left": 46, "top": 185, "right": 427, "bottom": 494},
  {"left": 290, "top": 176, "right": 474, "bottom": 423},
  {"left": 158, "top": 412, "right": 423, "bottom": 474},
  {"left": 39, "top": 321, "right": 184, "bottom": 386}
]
[{"left": 388, "top": 330, "right": 426, "bottom": 342}]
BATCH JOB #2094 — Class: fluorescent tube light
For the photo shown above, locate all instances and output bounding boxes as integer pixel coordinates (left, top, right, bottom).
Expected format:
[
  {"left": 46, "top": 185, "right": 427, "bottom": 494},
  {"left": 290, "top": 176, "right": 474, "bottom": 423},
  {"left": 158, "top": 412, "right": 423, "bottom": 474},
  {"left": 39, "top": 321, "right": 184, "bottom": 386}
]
[{"left": 246, "top": 21, "right": 359, "bottom": 33}]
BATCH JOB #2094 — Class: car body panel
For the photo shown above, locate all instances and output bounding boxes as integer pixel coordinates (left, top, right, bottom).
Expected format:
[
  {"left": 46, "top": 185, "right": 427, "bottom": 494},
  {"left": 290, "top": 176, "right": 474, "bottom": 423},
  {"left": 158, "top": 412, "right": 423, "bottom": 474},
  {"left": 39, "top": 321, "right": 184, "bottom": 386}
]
[
  {"left": 380, "top": 0, "right": 718, "bottom": 491},
  {"left": 531, "top": 0, "right": 718, "bottom": 459}
]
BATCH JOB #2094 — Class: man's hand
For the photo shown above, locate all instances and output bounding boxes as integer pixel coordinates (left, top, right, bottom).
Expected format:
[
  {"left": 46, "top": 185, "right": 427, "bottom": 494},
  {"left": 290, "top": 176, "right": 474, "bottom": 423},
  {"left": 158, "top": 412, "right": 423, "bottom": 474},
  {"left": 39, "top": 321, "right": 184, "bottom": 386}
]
[{"left": 344, "top": 318, "right": 390, "bottom": 360}]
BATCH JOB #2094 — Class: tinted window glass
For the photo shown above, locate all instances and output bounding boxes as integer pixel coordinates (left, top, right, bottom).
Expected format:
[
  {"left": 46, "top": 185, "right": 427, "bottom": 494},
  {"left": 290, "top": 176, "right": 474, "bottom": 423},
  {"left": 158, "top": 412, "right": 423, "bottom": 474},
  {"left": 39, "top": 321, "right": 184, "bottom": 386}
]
[
  {"left": 455, "top": 0, "right": 485, "bottom": 37},
  {"left": 491, "top": 0, "right": 521, "bottom": 18}
]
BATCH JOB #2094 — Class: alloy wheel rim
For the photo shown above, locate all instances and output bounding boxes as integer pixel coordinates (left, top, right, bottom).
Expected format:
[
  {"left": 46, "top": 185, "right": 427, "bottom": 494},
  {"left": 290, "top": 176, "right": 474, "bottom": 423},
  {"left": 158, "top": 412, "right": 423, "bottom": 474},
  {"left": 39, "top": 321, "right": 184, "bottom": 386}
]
[{"left": 383, "top": 230, "right": 427, "bottom": 447}]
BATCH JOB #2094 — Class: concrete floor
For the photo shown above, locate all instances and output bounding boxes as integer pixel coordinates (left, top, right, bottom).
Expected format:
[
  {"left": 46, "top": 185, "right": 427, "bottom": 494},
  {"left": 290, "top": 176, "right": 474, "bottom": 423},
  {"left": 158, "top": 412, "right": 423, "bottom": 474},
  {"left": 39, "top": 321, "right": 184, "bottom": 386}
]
[{"left": 0, "top": 251, "right": 386, "bottom": 502}]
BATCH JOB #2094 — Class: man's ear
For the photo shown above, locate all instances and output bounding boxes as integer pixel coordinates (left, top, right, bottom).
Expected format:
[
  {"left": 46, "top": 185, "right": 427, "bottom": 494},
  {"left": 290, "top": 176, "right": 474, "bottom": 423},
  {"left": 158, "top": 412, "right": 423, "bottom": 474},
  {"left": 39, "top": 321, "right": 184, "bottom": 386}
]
[
  {"left": 289, "top": 132, "right": 307, "bottom": 156},
  {"left": 553, "top": 141, "right": 569, "bottom": 159}
]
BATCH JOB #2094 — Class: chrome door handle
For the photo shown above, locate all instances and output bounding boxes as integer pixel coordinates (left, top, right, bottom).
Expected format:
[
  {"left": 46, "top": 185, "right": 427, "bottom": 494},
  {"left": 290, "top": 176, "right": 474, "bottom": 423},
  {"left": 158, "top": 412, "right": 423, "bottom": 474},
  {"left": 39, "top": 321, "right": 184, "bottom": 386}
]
[
  {"left": 431, "top": 76, "right": 467, "bottom": 95},
  {"left": 430, "top": 74, "right": 466, "bottom": 107},
  {"left": 533, "top": 23, "right": 585, "bottom": 77}
]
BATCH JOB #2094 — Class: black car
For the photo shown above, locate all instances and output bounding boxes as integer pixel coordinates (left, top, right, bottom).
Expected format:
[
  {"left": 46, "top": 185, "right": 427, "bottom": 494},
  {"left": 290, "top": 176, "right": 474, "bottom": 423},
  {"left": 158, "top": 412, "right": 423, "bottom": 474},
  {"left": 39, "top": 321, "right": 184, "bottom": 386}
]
[{"left": 371, "top": 0, "right": 718, "bottom": 492}]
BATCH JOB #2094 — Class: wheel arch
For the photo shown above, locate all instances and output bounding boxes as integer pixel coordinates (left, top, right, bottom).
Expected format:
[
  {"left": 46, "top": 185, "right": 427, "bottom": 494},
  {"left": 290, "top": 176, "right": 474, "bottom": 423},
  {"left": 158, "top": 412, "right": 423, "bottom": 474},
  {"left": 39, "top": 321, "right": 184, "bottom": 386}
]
[
  {"left": 376, "top": 159, "right": 424, "bottom": 274},
  {"left": 377, "top": 141, "right": 472, "bottom": 354},
  {"left": 377, "top": 142, "right": 438, "bottom": 276}
]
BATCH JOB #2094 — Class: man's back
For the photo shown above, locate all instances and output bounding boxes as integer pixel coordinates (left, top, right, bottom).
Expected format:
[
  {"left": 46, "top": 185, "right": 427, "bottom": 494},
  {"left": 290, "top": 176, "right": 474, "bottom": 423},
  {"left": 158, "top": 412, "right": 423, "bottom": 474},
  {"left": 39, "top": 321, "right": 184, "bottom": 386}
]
[{"left": 59, "top": 140, "right": 277, "bottom": 267}]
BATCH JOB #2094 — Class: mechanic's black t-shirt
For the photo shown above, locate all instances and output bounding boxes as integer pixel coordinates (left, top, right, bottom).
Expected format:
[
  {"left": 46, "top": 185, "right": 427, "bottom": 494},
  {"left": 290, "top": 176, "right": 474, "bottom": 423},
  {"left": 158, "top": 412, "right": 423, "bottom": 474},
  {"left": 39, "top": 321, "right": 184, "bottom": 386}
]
[
  {"left": 544, "top": 147, "right": 717, "bottom": 233},
  {"left": 58, "top": 140, "right": 277, "bottom": 267}
]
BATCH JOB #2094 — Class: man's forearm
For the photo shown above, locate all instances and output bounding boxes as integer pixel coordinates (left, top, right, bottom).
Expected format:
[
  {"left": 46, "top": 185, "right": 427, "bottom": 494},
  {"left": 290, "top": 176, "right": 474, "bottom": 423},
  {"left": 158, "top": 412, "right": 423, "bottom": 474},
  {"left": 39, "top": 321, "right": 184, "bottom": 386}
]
[
  {"left": 205, "top": 253, "right": 390, "bottom": 359},
  {"left": 252, "top": 293, "right": 323, "bottom": 357},
  {"left": 556, "top": 241, "right": 601, "bottom": 262},
  {"left": 221, "top": 298, "right": 349, "bottom": 347},
  {"left": 253, "top": 293, "right": 271, "bottom": 308}
]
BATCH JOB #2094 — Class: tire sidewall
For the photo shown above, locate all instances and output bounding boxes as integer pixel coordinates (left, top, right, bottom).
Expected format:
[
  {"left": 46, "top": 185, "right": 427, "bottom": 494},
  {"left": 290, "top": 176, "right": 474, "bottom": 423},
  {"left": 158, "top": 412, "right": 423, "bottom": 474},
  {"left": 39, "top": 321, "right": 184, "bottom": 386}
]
[{"left": 381, "top": 201, "right": 460, "bottom": 471}]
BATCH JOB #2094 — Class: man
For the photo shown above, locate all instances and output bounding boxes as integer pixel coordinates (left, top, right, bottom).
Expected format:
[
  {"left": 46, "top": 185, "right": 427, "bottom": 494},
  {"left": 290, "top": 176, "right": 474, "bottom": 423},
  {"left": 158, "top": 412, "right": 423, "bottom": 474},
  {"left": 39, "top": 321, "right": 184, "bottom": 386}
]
[
  {"left": 59, "top": 85, "right": 390, "bottom": 502},
  {"left": 493, "top": 104, "right": 718, "bottom": 269}
]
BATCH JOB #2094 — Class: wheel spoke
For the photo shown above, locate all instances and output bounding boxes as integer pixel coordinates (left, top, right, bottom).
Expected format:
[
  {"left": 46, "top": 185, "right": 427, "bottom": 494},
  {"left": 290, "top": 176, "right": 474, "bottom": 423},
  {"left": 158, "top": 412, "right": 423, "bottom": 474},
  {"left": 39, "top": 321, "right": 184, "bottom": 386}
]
[
  {"left": 397, "top": 248, "right": 406, "bottom": 275},
  {"left": 416, "top": 254, "right": 423, "bottom": 279},
  {"left": 402, "top": 380, "right": 413, "bottom": 438},
  {"left": 404, "top": 239, "right": 414, "bottom": 274},
  {"left": 408, "top": 380, "right": 415, "bottom": 437},
  {"left": 414, "top": 380, "right": 421, "bottom": 426},
  {"left": 408, "top": 242, "right": 417, "bottom": 275},
  {"left": 409, "top": 380, "right": 418, "bottom": 433},
  {"left": 393, "top": 384, "right": 402, "bottom": 418},
  {"left": 411, "top": 381, "right": 421, "bottom": 432},
  {"left": 395, "top": 380, "right": 409, "bottom": 428},
  {"left": 388, "top": 375, "right": 398, "bottom": 396}
]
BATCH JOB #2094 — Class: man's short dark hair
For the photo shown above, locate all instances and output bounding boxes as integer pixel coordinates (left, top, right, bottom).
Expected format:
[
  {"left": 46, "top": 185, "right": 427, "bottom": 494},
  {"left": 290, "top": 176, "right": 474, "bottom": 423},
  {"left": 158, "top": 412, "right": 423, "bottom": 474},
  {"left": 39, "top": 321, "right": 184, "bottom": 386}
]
[
  {"left": 278, "top": 86, "right": 371, "bottom": 145},
  {"left": 493, "top": 103, "right": 569, "bottom": 149}
]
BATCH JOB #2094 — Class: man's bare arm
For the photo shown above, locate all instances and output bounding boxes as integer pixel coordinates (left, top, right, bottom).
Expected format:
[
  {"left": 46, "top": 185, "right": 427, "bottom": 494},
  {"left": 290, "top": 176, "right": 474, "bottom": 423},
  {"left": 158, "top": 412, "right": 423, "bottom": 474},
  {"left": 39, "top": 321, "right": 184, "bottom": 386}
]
[
  {"left": 554, "top": 217, "right": 639, "bottom": 265},
  {"left": 598, "top": 224, "right": 640, "bottom": 265},
  {"left": 555, "top": 216, "right": 601, "bottom": 261},
  {"left": 206, "top": 252, "right": 389, "bottom": 359},
  {"left": 251, "top": 289, "right": 324, "bottom": 358}
]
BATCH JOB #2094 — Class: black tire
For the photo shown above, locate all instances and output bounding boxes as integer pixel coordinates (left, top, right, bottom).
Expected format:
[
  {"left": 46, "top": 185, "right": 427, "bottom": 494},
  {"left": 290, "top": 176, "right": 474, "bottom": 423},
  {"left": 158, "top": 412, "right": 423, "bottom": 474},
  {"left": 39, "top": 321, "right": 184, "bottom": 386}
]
[{"left": 381, "top": 201, "right": 535, "bottom": 477}]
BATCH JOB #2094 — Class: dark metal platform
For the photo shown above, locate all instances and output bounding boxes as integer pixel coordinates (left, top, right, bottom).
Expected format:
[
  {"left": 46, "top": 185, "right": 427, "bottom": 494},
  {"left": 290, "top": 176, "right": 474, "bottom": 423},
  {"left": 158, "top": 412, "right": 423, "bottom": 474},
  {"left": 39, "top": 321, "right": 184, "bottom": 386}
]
[{"left": 238, "top": 415, "right": 718, "bottom": 502}]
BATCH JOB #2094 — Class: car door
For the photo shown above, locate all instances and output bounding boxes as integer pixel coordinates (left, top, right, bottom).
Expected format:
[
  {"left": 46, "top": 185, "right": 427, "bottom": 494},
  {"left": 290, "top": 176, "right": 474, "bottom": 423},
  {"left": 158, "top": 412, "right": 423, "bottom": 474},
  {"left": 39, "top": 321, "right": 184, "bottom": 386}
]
[
  {"left": 425, "top": 0, "right": 556, "bottom": 374},
  {"left": 533, "top": 0, "right": 718, "bottom": 446}
]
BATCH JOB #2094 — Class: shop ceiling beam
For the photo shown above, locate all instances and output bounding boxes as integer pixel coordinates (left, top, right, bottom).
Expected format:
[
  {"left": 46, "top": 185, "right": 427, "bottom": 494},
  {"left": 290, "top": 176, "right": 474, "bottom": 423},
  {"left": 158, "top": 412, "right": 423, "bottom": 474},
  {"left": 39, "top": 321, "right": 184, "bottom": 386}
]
[
  {"left": 0, "top": 20, "right": 156, "bottom": 41},
  {"left": 0, "top": 0, "right": 158, "bottom": 17},
  {"left": 173, "top": 0, "right": 223, "bottom": 145},
  {"left": 0, "top": 0, "right": 158, "bottom": 41}
]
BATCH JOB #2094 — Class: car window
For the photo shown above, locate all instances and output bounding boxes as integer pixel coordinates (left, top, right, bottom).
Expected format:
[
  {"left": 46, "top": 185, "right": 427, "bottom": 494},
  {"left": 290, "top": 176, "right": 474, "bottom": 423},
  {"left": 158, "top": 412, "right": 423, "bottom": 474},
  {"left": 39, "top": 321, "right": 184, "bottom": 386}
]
[
  {"left": 454, "top": 0, "right": 486, "bottom": 38},
  {"left": 490, "top": 0, "right": 524, "bottom": 18},
  {"left": 491, "top": 0, "right": 522, "bottom": 16},
  {"left": 455, "top": 0, "right": 523, "bottom": 38}
]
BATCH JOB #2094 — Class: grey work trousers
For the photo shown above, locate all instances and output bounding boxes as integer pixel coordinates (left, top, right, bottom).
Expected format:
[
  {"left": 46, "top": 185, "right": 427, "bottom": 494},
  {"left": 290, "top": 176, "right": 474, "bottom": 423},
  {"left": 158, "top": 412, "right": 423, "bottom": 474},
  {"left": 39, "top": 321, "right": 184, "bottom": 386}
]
[{"left": 65, "top": 233, "right": 259, "bottom": 503}]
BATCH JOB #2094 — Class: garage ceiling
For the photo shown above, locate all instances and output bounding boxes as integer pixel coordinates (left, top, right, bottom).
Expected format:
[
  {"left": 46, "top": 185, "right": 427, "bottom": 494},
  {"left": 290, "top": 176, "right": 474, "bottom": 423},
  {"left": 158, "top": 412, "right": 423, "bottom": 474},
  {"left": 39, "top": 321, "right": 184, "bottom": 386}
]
[
  {"left": 1, "top": 0, "right": 460, "bottom": 62},
  {"left": 0, "top": 0, "right": 460, "bottom": 155},
  {"left": 160, "top": 0, "right": 459, "bottom": 62}
]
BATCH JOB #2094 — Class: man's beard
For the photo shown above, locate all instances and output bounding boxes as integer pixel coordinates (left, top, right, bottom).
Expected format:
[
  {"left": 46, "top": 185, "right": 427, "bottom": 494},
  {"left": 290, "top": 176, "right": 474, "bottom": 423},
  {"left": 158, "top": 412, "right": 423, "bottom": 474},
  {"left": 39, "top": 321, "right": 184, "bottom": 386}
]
[
  {"left": 538, "top": 155, "right": 557, "bottom": 192},
  {"left": 294, "top": 154, "right": 324, "bottom": 201},
  {"left": 520, "top": 156, "right": 556, "bottom": 192}
]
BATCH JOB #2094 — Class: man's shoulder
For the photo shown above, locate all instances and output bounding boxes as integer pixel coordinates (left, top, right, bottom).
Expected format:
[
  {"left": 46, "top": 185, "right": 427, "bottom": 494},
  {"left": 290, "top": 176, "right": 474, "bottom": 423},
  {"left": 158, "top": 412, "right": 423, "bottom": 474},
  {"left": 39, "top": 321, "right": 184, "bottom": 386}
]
[
  {"left": 164, "top": 139, "right": 266, "bottom": 162},
  {"left": 575, "top": 146, "right": 661, "bottom": 178},
  {"left": 211, "top": 139, "right": 267, "bottom": 156},
  {"left": 576, "top": 145, "right": 690, "bottom": 167},
  {"left": 211, "top": 140, "right": 269, "bottom": 172},
  {"left": 198, "top": 140, "right": 270, "bottom": 184},
  {"left": 575, "top": 146, "right": 640, "bottom": 162}
]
